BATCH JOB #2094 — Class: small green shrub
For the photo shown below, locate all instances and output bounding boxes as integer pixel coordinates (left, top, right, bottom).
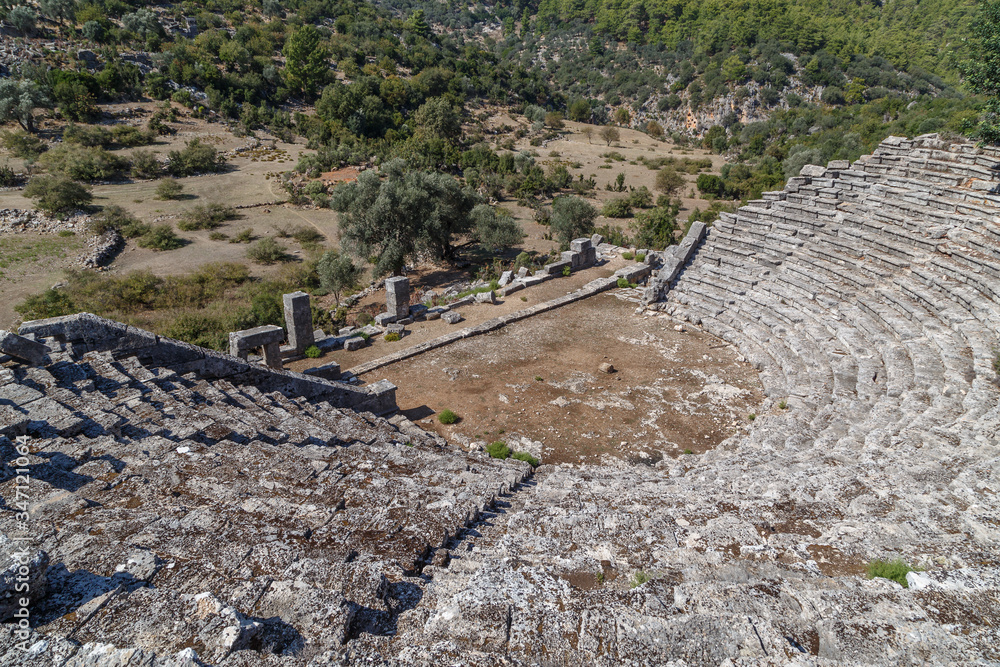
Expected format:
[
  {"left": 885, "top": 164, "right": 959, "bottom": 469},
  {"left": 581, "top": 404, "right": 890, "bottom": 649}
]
[
  {"left": 39, "top": 144, "right": 128, "bottom": 182},
  {"left": 167, "top": 138, "right": 224, "bottom": 176},
  {"left": 630, "top": 571, "right": 651, "bottom": 588},
  {"left": 438, "top": 409, "right": 458, "bottom": 424},
  {"left": 0, "top": 164, "right": 19, "bottom": 187},
  {"left": 486, "top": 441, "right": 511, "bottom": 459},
  {"left": 778, "top": 399, "right": 789, "bottom": 410},
  {"left": 562, "top": 265, "right": 571, "bottom": 277},
  {"left": 137, "top": 224, "right": 183, "bottom": 250},
  {"left": 682, "top": 448, "right": 694, "bottom": 455},
  {"left": 130, "top": 149, "right": 162, "bottom": 179},
  {"left": 512, "top": 451, "right": 540, "bottom": 466},
  {"left": 866, "top": 559, "right": 919, "bottom": 587},
  {"left": 520, "top": 296, "right": 527, "bottom": 301},
  {"left": 290, "top": 225, "right": 325, "bottom": 248},
  {"left": 208, "top": 231, "right": 227, "bottom": 241},
  {"left": 748, "top": 413, "right": 756, "bottom": 421},
  {"left": 303, "top": 345, "right": 321, "bottom": 358},
  {"left": 602, "top": 198, "right": 633, "bottom": 218},
  {"left": 246, "top": 238, "right": 288, "bottom": 264},
  {"left": 534, "top": 375, "right": 544, "bottom": 381},
  {"left": 178, "top": 203, "right": 237, "bottom": 231},
  {"left": 635, "top": 253, "right": 646, "bottom": 262},
  {"left": 617, "top": 277, "right": 637, "bottom": 288},
  {"left": 384, "top": 332, "right": 401, "bottom": 342},
  {"left": 88, "top": 205, "right": 149, "bottom": 238},
  {"left": 621, "top": 251, "right": 635, "bottom": 260},
  {"left": 1, "top": 130, "right": 47, "bottom": 159},
  {"left": 155, "top": 178, "right": 184, "bottom": 200},
  {"left": 356, "top": 312, "right": 374, "bottom": 326},
  {"left": 230, "top": 228, "right": 254, "bottom": 244},
  {"left": 24, "top": 175, "right": 92, "bottom": 214}
]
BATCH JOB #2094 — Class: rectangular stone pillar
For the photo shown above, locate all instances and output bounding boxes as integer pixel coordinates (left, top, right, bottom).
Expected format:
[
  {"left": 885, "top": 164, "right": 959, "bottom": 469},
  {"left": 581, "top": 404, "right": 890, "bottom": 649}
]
[
  {"left": 385, "top": 277, "right": 410, "bottom": 320},
  {"left": 283, "top": 291, "right": 314, "bottom": 353},
  {"left": 261, "top": 342, "right": 283, "bottom": 370}
]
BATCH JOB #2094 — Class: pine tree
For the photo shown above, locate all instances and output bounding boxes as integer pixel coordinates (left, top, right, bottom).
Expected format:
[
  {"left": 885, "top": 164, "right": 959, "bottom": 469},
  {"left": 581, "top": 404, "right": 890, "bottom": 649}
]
[{"left": 283, "top": 25, "right": 329, "bottom": 97}]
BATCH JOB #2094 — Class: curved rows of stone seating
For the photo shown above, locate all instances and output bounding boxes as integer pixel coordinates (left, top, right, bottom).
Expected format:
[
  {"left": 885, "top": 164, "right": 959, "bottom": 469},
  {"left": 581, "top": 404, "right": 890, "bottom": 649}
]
[
  {"left": 661, "top": 135, "right": 1000, "bottom": 460},
  {"left": 0, "top": 345, "right": 529, "bottom": 661}
]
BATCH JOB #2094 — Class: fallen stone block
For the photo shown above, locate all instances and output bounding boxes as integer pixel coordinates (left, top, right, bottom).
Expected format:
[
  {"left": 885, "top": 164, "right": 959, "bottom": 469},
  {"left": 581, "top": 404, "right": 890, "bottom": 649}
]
[
  {"left": 516, "top": 267, "right": 529, "bottom": 279},
  {"left": 442, "top": 311, "right": 462, "bottom": 324},
  {"left": 570, "top": 238, "right": 593, "bottom": 253},
  {"left": 500, "top": 282, "right": 525, "bottom": 296},
  {"left": 590, "top": 233, "right": 603, "bottom": 247},
  {"left": 474, "top": 290, "right": 496, "bottom": 304},
  {"left": 498, "top": 270, "right": 513, "bottom": 287},
  {"left": 409, "top": 304, "right": 428, "bottom": 319},
  {"left": 374, "top": 313, "right": 397, "bottom": 326},
  {"left": 386, "top": 324, "right": 405, "bottom": 335},
  {"left": 449, "top": 295, "right": 475, "bottom": 308},
  {"left": 0, "top": 330, "right": 49, "bottom": 365},
  {"left": 303, "top": 362, "right": 341, "bottom": 381},
  {"left": 344, "top": 337, "right": 366, "bottom": 351}
]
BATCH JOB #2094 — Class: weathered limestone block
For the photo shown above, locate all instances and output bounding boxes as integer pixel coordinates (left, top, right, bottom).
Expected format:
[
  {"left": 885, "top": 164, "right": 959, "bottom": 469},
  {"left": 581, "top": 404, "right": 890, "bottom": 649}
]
[
  {"left": 261, "top": 342, "right": 283, "bottom": 370},
  {"left": 543, "top": 260, "right": 571, "bottom": 275},
  {"left": 799, "top": 164, "right": 827, "bottom": 178},
  {"left": 0, "top": 330, "right": 49, "bottom": 365},
  {"left": 386, "top": 323, "right": 405, "bottom": 335},
  {"left": 474, "top": 290, "right": 497, "bottom": 304},
  {"left": 304, "top": 361, "right": 341, "bottom": 381},
  {"left": 500, "top": 282, "right": 525, "bottom": 296},
  {"left": 374, "top": 313, "right": 397, "bottom": 326},
  {"left": 590, "top": 233, "right": 604, "bottom": 247},
  {"left": 442, "top": 311, "right": 462, "bottom": 324},
  {"left": 498, "top": 270, "right": 514, "bottom": 287},
  {"left": 385, "top": 277, "right": 410, "bottom": 319},
  {"left": 229, "top": 325, "right": 284, "bottom": 357},
  {"left": 561, "top": 250, "right": 581, "bottom": 268},
  {"left": 516, "top": 267, "right": 529, "bottom": 279},
  {"left": 345, "top": 337, "right": 365, "bottom": 351},
  {"left": 570, "top": 238, "right": 593, "bottom": 253},
  {"left": 283, "top": 291, "right": 314, "bottom": 353}
]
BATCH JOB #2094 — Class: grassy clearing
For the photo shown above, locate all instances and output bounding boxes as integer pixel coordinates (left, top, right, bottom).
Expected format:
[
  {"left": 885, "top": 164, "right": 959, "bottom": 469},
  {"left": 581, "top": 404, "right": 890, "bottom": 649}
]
[
  {"left": 14, "top": 261, "right": 333, "bottom": 351},
  {"left": 0, "top": 235, "right": 82, "bottom": 279}
]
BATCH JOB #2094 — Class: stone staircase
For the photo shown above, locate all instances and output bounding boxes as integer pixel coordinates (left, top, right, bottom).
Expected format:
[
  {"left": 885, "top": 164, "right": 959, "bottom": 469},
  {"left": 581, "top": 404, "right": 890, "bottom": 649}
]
[{"left": 0, "top": 345, "right": 531, "bottom": 664}]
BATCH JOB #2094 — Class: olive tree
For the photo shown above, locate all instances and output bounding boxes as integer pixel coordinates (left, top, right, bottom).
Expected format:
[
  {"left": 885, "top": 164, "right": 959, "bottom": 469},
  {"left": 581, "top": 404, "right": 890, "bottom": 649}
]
[
  {"left": 332, "top": 159, "right": 501, "bottom": 276},
  {"left": 316, "top": 251, "right": 363, "bottom": 304},
  {"left": 549, "top": 196, "right": 597, "bottom": 245},
  {"left": 0, "top": 80, "right": 47, "bottom": 133}
]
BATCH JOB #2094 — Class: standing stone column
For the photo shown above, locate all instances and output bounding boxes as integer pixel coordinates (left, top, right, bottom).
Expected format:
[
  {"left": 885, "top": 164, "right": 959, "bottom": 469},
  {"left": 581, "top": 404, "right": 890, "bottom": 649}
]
[
  {"left": 385, "top": 277, "right": 410, "bottom": 321},
  {"left": 283, "top": 291, "right": 314, "bottom": 353},
  {"left": 261, "top": 342, "right": 283, "bottom": 370}
]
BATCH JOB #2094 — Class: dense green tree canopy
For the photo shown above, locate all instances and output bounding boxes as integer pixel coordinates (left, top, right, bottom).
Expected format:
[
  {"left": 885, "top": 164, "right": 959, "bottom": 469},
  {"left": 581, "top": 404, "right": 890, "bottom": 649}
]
[
  {"left": 332, "top": 159, "right": 485, "bottom": 276},
  {"left": 963, "top": 0, "right": 1000, "bottom": 143}
]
